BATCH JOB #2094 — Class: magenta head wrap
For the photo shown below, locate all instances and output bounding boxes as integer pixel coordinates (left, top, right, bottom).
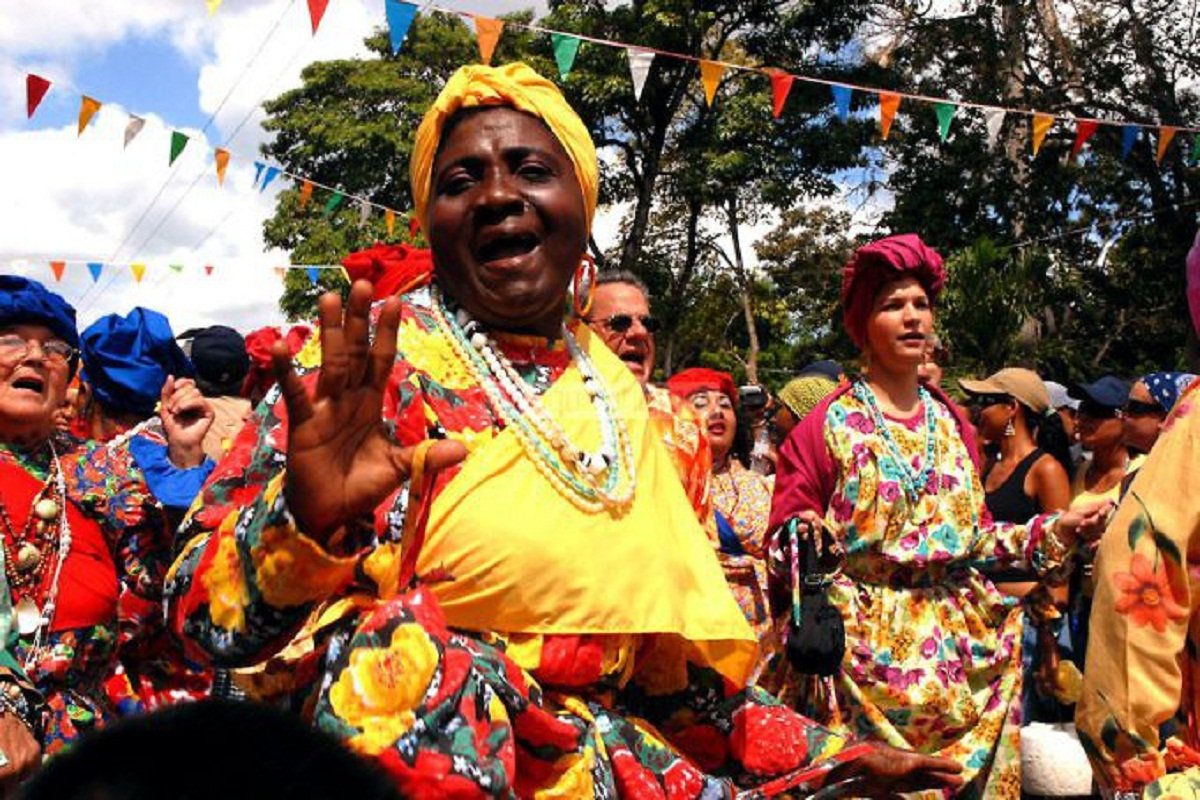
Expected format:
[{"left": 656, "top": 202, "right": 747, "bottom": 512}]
[
  {"left": 1188, "top": 229, "right": 1200, "bottom": 338},
  {"left": 840, "top": 233, "right": 946, "bottom": 349}
]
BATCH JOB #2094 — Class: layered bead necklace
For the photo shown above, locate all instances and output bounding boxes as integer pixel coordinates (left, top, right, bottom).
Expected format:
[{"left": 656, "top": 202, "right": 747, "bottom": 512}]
[
  {"left": 430, "top": 287, "right": 636, "bottom": 513},
  {"left": 853, "top": 378, "right": 940, "bottom": 502},
  {"left": 0, "top": 441, "right": 73, "bottom": 668}
]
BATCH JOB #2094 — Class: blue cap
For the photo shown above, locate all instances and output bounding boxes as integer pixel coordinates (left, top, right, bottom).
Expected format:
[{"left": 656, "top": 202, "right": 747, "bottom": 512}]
[
  {"left": 0, "top": 275, "right": 79, "bottom": 350},
  {"left": 1142, "top": 372, "right": 1198, "bottom": 414},
  {"left": 80, "top": 307, "right": 193, "bottom": 416},
  {"left": 799, "top": 359, "right": 844, "bottom": 382},
  {"left": 1069, "top": 375, "right": 1131, "bottom": 410}
]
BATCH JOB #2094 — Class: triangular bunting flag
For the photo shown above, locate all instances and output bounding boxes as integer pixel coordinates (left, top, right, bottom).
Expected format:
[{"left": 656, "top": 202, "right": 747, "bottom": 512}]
[
  {"left": 1121, "top": 126, "right": 1138, "bottom": 160},
  {"left": 550, "top": 33, "right": 582, "bottom": 80},
  {"left": 1031, "top": 113, "right": 1054, "bottom": 156},
  {"left": 699, "top": 60, "right": 726, "bottom": 107},
  {"left": 260, "top": 166, "right": 281, "bottom": 192},
  {"left": 273, "top": 267, "right": 286, "bottom": 279},
  {"left": 77, "top": 96, "right": 101, "bottom": 136},
  {"left": 358, "top": 199, "right": 371, "bottom": 225},
  {"left": 475, "top": 16, "right": 504, "bottom": 65},
  {"left": 124, "top": 115, "right": 145, "bottom": 149},
  {"left": 87, "top": 262, "right": 103, "bottom": 282},
  {"left": 49, "top": 261, "right": 65, "bottom": 282},
  {"left": 206, "top": 0, "right": 222, "bottom": 15},
  {"left": 1071, "top": 119, "right": 1099, "bottom": 158},
  {"left": 26, "top": 74, "right": 51, "bottom": 119},
  {"left": 878, "top": 91, "right": 901, "bottom": 139},
  {"left": 131, "top": 263, "right": 146, "bottom": 284},
  {"left": 767, "top": 70, "right": 794, "bottom": 119},
  {"left": 306, "top": 267, "right": 321, "bottom": 285},
  {"left": 215, "top": 148, "right": 230, "bottom": 185},
  {"left": 169, "top": 264, "right": 184, "bottom": 273},
  {"left": 409, "top": 216, "right": 421, "bottom": 238},
  {"left": 323, "top": 191, "right": 345, "bottom": 216},
  {"left": 627, "top": 49, "right": 654, "bottom": 102},
  {"left": 831, "top": 85, "right": 852, "bottom": 122},
  {"left": 984, "top": 109, "right": 1006, "bottom": 150},
  {"left": 204, "top": 265, "right": 214, "bottom": 276},
  {"left": 385, "top": 0, "right": 417, "bottom": 55},
  {"left": 1156, "top": 126, "right": 1178, "bottom": 165},
  {"left": 169, "top": 131, "right": 189, "bottom": 166},
  {"left": 1191, "top": 134, "right": 1200, "bottom": 164},
  {"left": 253, "top": 161, "right": 266, "bottom": 186},
  {"left": 385, "top": 208, "right": 395, "bottom": 237},
  {"left": 307, "top": 0, "right": 329, "bottom": 34},
  {"left": 933, "top": 102, "right": 957, "bottom": 142},
  {"left": 299, "top": 180, "right": 314, "bottom": 210}
]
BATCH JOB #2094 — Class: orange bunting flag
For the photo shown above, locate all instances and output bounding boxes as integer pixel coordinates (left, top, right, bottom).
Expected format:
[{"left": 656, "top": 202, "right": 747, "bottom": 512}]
[
  {"left": 1031, "top": 113, "right": 1054, "bottom": 156},
  {"left": 49, "top": 261, "right": 65, "bottom": 282},
  {"left": 299, "top": 180, "right": 314, "bottom": 210},
  {"left": 77, "top": 96, "right": 101, "bottom": 136},
  {"left": 385, "top": 208, "right": 395, "bottom": 237},
  {"left": 1071, "top": 119, "right": 1099, "bottom": 158},
  {"left": 131, "top": 263, "right": 146, "bottom": 284},
  {"left": 215, "top": 148, "right": 231, "bottom": 186},
  {"left": 767, "top": 69, "right": 794, "bottom": 119},
  {"left": 878, "top": 92, "right": 901, "bottom": 140},
  {"left": 273, "top": 266, "right": 286, "bottom": 279},
  {"left": 699, "top": 60, "right": 725, "bottom": 107},
  {"left": 1157, "top": 126, "right": 1178, "bottom": 165},
  {"left": 475, "top": 16, "right": 504, "bottom": 65}
]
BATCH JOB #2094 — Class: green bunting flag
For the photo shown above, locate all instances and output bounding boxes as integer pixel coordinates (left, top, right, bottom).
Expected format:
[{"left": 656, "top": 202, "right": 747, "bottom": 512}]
[
  {"left": 933, "top": 102, "right": 957, "bottom": 142},
  {"left": 169, "top": 131, "right": 189, "bottom": 166},
  {"left": 1192, "top": 134, "right": 1200, "bottom": 164},
  {"left": 550, "top": 33, "right": 582, "bottom": 80},
  {"left": 322, "top": 191, "right": 345, "bottom": 216}
]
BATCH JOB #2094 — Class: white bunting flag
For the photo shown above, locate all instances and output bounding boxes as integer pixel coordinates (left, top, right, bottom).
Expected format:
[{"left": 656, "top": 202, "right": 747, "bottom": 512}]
[
  {"left": 627, "top": 48, "right": 655, "bottom": 102},
  {"left": 984, "top": 109, "right": 1006, "bottom": 151}
]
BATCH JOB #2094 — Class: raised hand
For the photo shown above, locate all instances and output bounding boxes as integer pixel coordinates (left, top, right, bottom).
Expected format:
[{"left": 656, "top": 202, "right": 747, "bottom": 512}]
[
  {"left": 160, "top": 375, "right": 215, "bottom": 468},
  {"left": 826, "top": 743, "right": 964, "bottom": 798},
  {"left": 275, "top": 281, "right": 466, "bottom": 543}
]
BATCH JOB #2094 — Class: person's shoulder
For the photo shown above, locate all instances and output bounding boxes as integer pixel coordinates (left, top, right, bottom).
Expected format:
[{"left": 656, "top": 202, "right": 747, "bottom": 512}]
[{"left": 1030, "top": 450, "right": 1069, "bottom": 483}]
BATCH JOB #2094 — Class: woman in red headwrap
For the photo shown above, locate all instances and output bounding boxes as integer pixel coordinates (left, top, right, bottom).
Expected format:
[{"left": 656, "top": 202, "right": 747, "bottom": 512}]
[
  {"left": 668, "top": 369, "right": 776, "bottom": 678},
  {"left": 767, "top": 234, "right": 1113, "bottom": 797}
]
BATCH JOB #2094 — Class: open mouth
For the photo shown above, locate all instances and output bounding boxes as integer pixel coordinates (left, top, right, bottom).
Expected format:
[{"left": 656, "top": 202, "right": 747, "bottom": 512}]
[
  {"left": 476, "top": 232, "right": 540, "bottom": 265},
  {"left": 707, "top": 421, "right": 727, "bottom": 436},
  {"left": 899, "top": 332, "right": 927, "bottom": 345},
  {"left": 10, "top": 375, "right": 46, "bottom": 395},
  {"left": 619, "top": 351, "right": 645, "bottom": 366}
]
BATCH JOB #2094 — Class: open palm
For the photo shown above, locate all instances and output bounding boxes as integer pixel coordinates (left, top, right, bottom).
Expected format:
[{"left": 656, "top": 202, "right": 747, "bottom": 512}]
[{"left": 274, "top": 282, "right": 465, "bottom": 542}]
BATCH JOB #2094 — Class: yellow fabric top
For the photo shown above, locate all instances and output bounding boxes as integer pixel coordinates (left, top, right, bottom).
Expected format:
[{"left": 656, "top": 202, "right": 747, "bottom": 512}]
[
  {"left": 410, "top": 325, "right": 758, "bottom": 686},
  {"left": 409, "top": 62, "right": 599, "bottom": 234}
]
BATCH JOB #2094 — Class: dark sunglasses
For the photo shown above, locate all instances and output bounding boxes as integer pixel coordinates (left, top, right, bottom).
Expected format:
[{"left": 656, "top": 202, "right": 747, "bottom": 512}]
[
  {"left": 1078, "top": 401, "right": 1119, "bottom": 419},
  {"left": 1122, "top": 399, "right": 1164, "bottom": 416},
  {"left": 592, "top": 313, "right": 661, "bottom": 334},
  {"left": 970, "top": 393, "right": 1011, "bottom": 409}
]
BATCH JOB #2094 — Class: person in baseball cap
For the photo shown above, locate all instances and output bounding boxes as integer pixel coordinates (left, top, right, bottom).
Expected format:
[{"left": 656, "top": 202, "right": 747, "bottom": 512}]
[{"left": 1067, "top": 375, "right": 1140, "bottom": 510}]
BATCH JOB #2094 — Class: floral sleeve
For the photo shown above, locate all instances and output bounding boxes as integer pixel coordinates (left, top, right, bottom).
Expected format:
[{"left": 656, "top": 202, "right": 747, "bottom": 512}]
[{"left": 964, "top": 458, "right": 1066, "bottom": 575}]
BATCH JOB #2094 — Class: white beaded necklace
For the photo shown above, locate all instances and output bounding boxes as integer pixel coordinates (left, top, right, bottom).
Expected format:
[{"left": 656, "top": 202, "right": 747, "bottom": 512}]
[{"left": 21, "top": 440, "right": 72, "bottom": 671}]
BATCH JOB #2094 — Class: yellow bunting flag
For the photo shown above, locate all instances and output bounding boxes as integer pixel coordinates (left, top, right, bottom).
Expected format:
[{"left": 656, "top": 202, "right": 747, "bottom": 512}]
[
  {"left": 475, "top": 16, "right": 504, "bottom": 65},
  {"left": 77, "top": 96, "right": 101, "bottom": 136},
  {"left": 131, "top": 263, "right": 146, "bottom": 284},
  {"left": 1031, "top": 113, "right": 1054, "bottom": 156},
  {"left": 385, "top": 208, "right": 395, "bottom": 237},
  {"left": 215, "top": 148, "right": 230, "bottom": 186},
  {"left": 299, "top": 180, "right": 314, "bottom": 210},
  {"left": 878, "top": 91, "right": 901, "bottom": 140},
  {"left": 205, "top": 0, "right": 222, "bottom": 14},
  {"left": 49, "top": 261, "right": 65, "bottom": 282},
  {"left": 699, "top": 60, "right": 725, "bottom": 107},
  {"left": 1157, "top": 126, "right": 1178, "bottom": 165}
]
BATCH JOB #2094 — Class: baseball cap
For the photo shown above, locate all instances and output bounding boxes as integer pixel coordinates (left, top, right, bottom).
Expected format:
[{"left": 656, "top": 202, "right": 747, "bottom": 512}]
[
  {"left": 958, "top": 367, "right": 1050, "bottom": 414},
  {"left": 1069, "top": 375, "right": 1131, "bottom": 410},
  {"left": 1044, "top": 381, "right": 1079, "bottom": 411}
]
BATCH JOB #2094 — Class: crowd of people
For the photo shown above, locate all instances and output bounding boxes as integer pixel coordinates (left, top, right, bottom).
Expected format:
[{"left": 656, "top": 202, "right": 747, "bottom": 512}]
[{"left": 0, "top": 61, "right": 1198, "bottom": 799}]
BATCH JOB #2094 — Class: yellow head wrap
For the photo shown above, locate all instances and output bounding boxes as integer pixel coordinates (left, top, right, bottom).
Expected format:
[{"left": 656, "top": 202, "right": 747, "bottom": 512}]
[{"left": 410, "top": 62, "right": 598, "bottom": 235}]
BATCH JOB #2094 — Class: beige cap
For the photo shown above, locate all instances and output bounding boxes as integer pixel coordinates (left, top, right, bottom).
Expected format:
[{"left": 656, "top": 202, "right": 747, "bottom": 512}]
[{"left": 958, "top": 367, "right": 1050, "bottom": 414}]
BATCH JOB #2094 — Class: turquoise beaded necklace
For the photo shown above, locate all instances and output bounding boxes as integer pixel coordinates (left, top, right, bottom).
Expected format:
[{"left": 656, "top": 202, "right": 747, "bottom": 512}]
[{"left": 853, "top": 378, "right": 940, "bottom": 501}]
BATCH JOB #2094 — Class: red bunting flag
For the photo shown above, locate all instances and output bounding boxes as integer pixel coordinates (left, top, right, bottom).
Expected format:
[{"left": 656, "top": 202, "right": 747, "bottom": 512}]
[
  {"left": 49, "top": 261, "right": 65, "bottom": 282},
  {"left": 878, "top": 91, "right": 901, "bottom": 139},
  {"left": 307, "top": 0, "right": 329, "bottom": 34},
  {"left": 1071, "top": 119, "right": 1099, "bottom": 158},
  {"left": 1157, "top": 126, "right": 1178, "bottom": 165},
  {"left": 767, "top": 70, "right": 794, "bottom": 119},
  {"left": 409, "top": 216, "right": 421, "bottom": 239},
  {"left": 204, "top": 265, "right": 214, "bottom": 276},
  {"left": 475, "top": 16, "right": 504, "bottom": 65},
  {"left": 26, "top": 74, "right": 51, "bottom": 118}
]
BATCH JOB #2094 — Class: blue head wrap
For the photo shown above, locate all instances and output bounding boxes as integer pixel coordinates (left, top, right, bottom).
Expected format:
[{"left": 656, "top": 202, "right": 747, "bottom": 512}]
[
  {"left": 1143, "top": 372, "right": 1199, "bottom": 414},
  {"left": 0, "top": 275, "right": 80, "bottom": 350},
  {"left": 80, "top": 308, "right": 194, "bottom": 416}
]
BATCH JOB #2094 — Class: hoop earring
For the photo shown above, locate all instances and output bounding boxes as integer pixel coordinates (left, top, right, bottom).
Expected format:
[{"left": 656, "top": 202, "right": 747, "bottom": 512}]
[{"left": 572, "top": 253, "right": 597, "bottom": 318}]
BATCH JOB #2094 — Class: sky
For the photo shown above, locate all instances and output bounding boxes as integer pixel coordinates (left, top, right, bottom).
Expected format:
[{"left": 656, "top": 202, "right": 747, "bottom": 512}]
[{"left": 0, "top": 0, "right": 884, "bottom": 336}]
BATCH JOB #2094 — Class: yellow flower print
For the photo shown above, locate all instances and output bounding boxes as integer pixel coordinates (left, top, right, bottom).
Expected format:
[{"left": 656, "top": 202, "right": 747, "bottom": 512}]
[
  {"left": 252, "top": 522, "right": 358, "bottom": 608},
  {"left": 329, "top": 623, "right": 440, "bottom": 756},
  {"left": 294, "top": 333, "right": 323, "bottom": 371},
  {"left": 395, "top": 318, "right": 474, "bottom": 390},
  {"left": 200, "top": 522, "right": 250, "bottom": 633},
  {"left": 361, "top": 543, "right": 404, "bottom": 600}
]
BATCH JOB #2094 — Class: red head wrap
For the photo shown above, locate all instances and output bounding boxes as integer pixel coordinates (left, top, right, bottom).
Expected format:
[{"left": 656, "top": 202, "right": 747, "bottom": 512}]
[
  {"left": 840, "top": 233, "right": 946, "bottom": 349},
  {"left": 666, "top": 368, "right": 737, "bottom": 405},
  {"left": 241, "top": 324, "right": 313, "bottom": 400},
  {"left": 341, "top": 243, "right": 434, "bottom": 300}
]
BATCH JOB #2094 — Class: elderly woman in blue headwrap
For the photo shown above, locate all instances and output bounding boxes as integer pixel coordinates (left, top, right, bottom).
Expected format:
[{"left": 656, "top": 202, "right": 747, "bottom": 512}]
[{"left": 0, "top": 277, "right": 192, "bottom": 757}]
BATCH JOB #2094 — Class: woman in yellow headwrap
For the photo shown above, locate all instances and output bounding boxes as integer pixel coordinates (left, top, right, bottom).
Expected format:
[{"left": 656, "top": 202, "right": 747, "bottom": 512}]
[{"left": 166, "top": 62, "right": 960, "bottom": 797}]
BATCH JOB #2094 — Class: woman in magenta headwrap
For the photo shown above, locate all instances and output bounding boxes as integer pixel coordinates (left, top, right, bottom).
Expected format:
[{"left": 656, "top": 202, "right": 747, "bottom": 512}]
[{"left": 768, "top": 234, "right": 1112, "bottom": 797}]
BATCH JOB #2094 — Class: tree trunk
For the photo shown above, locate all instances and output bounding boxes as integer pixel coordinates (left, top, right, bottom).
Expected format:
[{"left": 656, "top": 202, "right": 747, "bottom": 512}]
[
  {"left": 998, "top": 1, "right": 1031, "bottom": 241},
  {"left": 726, "top": 197, "right": 759, "bottom": 384},
  {"left": 662, "top": 198, "right": 704, "bottom": 375}
]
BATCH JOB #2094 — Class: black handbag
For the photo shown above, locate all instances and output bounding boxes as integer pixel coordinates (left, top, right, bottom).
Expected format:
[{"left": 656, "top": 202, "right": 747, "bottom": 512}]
[{"left": 783, "top": 517, "right": 845, "bottom": 677}]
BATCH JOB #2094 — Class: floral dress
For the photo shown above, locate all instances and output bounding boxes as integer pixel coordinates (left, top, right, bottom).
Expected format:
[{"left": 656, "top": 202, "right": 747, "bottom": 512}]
[
  {"left": 166, "top": 286, "right": 869, "bottom": 798},
  {"left": 0, "top": 435, "right": 176, "bottom": 753},
  {"left": 1076, "top": 380, "right": 1200, "bottom": 798},
  {"left": 768, "top": 382, "right": 1069, "bottom": 799}
]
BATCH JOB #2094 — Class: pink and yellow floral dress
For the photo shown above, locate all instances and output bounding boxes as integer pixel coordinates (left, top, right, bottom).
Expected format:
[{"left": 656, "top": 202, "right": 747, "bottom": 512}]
[{"left": 768, "top": 381, "right": 1069, "bottom": 798}]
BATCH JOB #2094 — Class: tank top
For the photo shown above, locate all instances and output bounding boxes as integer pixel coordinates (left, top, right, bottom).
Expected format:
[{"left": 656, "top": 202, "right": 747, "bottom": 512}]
[{"left": 982, "top": 449, "right": 1046, "bottom": 584}]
